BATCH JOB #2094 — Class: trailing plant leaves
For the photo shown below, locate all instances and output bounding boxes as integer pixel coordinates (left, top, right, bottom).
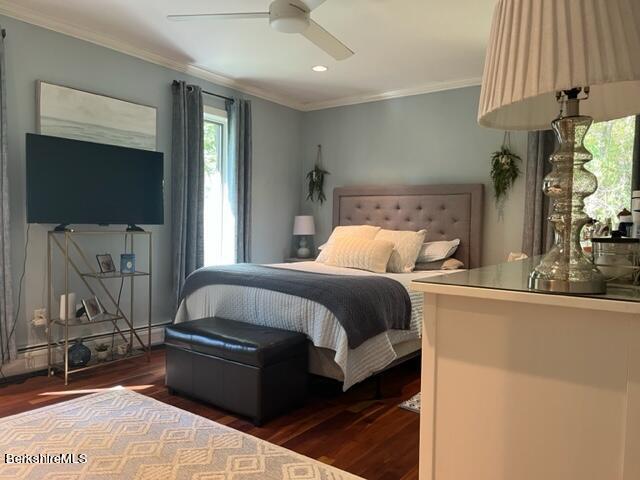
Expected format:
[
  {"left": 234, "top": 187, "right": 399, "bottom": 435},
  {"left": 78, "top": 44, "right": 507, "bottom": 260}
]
[
  {"left": 306, "top": 165, "right": 329, "bottom": 204},
  {"left": 490, "top": 146, "right": 521, "bottom": 203}
]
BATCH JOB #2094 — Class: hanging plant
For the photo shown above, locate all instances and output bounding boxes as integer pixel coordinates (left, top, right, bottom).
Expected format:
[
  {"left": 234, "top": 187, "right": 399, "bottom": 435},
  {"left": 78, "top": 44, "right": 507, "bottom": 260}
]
[
  {"left": 306, "top": 145, "right": 329, "bottom": 204},
  {"left": 490, "top": 132, "right": 521, "bottom": 205}
]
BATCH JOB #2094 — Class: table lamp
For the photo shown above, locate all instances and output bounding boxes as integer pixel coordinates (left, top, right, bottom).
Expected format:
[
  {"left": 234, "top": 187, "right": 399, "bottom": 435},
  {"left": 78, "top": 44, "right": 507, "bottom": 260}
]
[
  {"left": 293, "top": 215, "right": 315, "bottom": 258},
  {"left": 478, "top": 0, "right": 640, "bottom": 294}
]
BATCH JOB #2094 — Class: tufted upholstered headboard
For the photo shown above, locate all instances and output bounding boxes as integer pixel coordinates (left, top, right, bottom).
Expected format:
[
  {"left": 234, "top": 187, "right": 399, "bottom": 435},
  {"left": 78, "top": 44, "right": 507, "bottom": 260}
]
[{"left": 332, "top": 184, "right": 484, "bottom": 269}]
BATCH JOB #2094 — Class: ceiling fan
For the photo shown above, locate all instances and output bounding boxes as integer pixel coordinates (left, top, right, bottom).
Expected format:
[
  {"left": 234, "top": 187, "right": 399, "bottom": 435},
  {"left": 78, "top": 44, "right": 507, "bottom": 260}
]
[{"left": 167, "top": 0, "right": 354, "bottom": 61}]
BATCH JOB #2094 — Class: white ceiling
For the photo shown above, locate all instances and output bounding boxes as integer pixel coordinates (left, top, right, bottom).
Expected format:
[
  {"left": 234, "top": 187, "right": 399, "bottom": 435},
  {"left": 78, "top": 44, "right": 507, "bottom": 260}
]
[{"left": 0, "top": 0, "right": 497, "bottom": 110}]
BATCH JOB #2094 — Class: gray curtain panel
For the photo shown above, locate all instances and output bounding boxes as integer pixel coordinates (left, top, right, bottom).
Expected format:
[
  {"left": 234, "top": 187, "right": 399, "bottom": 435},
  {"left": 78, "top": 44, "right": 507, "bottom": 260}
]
[
  {"left": 226, "top": 99, "right": 252, "bottom": 263},
  {"left": 171, "top": 81, "right": 205, "bottom": 306},
  {"left": 632, "top": 115, "right": 640, "bottom": 191},
  {"left": 0, "top": 28, "right": 15, "bottom": 364},
  {"left": 522, "top": 130, "right": 556, "bottom": 257}
]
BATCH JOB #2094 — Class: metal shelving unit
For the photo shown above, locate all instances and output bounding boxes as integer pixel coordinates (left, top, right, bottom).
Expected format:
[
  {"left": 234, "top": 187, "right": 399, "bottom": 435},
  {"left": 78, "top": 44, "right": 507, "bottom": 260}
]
[{"left": 46, "top": 230, "right": 152, "bottom": 384}]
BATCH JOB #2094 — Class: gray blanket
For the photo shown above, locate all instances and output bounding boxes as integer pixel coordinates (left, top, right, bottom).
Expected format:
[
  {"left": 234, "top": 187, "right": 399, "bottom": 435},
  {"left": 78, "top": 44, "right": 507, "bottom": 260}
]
[{"left": 179, "top": 264, "right": 412, "bottom": 349}]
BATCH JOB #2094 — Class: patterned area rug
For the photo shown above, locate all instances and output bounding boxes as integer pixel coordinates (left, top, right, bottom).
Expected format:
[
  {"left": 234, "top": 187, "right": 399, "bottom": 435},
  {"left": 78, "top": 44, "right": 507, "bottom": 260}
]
[
  {"left": 0, "top": 388, "right": 362, "bottom": 479},
  {"left": 399, "top": 393, "right": 420, "bottom": 413}
]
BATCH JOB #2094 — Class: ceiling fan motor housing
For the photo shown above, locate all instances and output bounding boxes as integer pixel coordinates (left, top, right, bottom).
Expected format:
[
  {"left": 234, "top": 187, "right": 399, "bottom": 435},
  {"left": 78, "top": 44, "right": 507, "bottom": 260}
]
[{"left": 270, "top": 0, "right": 310, "bottom": 33}]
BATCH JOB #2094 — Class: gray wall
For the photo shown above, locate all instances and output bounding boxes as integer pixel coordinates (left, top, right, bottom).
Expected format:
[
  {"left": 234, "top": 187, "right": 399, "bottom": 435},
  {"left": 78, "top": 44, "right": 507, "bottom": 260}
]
[
  {"left": 2, "top": 15, "right": 528, "bottom": 354},
  {"left": 300, "top": 86, "right": 527, "bottom": 266},
  {"left": 2, "top": 15, "right": 304, "bottom": 350}
]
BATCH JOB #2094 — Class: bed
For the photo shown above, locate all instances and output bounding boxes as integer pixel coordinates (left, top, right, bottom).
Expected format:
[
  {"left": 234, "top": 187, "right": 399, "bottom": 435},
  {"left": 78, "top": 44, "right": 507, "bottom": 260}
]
[{"left": 175, "top": 184, "right": 483, "bottom": 390}]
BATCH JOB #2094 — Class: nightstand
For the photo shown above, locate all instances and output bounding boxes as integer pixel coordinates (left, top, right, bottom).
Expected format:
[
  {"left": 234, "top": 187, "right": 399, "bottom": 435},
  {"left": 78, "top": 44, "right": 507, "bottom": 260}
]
[{"left": 284, "top": 257, "right": 316, "bottom": 263}]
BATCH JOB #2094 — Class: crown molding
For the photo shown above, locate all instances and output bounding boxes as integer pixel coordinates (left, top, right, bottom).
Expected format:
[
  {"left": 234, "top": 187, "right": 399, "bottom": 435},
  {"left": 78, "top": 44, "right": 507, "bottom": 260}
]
[
  {"left": 0, "top": 1, "right": 482, "bottom": 113},
  {"left": 0, "top": 1, "right": 306, "bottom": 110},
  {"left": 299, "top": 77, "right": 483, "bottom": 111}
]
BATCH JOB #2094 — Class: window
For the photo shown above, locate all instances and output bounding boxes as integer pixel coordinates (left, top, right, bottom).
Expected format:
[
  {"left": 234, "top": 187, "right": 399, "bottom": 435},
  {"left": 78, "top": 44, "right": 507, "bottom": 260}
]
[
  {"left": 203, "top": 106, "right": 235, "bottom": 265},
  {"left": 584, "top": 115, "right": 636, "bottom": 222}
]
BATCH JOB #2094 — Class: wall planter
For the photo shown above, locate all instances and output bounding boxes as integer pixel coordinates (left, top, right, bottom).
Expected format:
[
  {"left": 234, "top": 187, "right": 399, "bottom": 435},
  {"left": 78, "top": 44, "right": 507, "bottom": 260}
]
[
  {"left": 491, "top": 132, "right": 521, "bottom": 206},
  {"left": 306, "top": 144, "right": 329, "bottom": 204}
]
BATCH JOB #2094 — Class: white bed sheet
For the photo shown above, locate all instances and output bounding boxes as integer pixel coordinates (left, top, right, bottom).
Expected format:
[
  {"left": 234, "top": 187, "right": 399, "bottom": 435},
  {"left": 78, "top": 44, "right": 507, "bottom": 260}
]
[{"left": 175, "top": 262, "right": 458, "bottom": 390}]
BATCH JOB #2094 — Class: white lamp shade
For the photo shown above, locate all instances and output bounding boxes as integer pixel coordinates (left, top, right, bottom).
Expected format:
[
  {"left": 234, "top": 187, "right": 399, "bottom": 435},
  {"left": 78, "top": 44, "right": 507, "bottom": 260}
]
[
  {"left": 478, "top": 0, "right": 640, "bottom": 130},
  {"left": 293, "top": 215, "right": 315, "bottom": 235}
]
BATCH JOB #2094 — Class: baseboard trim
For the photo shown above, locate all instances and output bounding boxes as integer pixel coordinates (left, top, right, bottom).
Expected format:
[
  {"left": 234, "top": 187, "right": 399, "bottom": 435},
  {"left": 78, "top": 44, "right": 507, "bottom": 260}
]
[{"left": 0, "top": 323, "right": 169, "bottom": 381}]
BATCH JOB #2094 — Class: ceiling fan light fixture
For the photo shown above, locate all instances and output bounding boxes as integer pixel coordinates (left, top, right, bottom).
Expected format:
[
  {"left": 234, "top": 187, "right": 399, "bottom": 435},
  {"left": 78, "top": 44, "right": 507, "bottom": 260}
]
[
  {"left": 312, "top": 65, "right": 328, "bottom": 72},
  {"left": 270, "top": 16, "right": 309, "bottom": 33},
  {"left": 168, "top": 0, "right": 353, "bottom": 61},
  {"left": 269, "top": 0, "right": 310, "bottom": 33}
]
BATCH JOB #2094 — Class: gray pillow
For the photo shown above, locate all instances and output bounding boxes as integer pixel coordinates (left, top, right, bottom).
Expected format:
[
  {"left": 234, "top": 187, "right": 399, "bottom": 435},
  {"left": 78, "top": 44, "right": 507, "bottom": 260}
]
[
  {"left": 414, "top": 258, "right": 464, "bottom": 271},
  {"left": 417, "top": 239, "right": 460, "bottom": 263}
]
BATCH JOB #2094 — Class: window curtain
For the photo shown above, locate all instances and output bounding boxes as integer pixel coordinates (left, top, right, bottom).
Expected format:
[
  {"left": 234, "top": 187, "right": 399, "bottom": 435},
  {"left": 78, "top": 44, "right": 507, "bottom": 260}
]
[
  {"left": 522, "top": 131, "right": 556, "bottom": 257},
  {"left": 632, "top": 115, "right": 640, "bottom": 191},
  {"left": 171, "top": 81, "right": 205, "bottom": 307},
  {"left": 225, "top": 99, "right": 252, "bottom": 263},
  {"left": 0, "top": 28, "right": 15, "bottom": 365}
]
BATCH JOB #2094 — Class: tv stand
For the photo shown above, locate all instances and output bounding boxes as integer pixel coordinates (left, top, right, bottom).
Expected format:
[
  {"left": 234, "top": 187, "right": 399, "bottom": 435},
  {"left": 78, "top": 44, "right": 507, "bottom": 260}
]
[
  {"left": 47, "top": 229, "right": 152, "bottom": 384},
  {"left": 126, "top": 224, "right": 145, "bottom": 232}
]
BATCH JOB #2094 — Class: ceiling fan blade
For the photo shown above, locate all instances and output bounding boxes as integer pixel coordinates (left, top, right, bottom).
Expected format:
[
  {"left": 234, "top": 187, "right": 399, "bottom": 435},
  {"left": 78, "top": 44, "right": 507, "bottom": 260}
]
[
  {"left": 302, "top": 20, "right": 354, "bottom": 61},
  {"left": 300, "top": 0, "right": 327, "bottom": 11},
  {"left": 167, "top": 12, "right": 269, "bottom": 21}
]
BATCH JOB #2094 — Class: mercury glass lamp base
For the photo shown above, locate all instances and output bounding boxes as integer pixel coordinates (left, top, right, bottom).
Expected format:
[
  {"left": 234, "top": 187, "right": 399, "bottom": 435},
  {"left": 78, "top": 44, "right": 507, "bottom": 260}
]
[
  {"left": 528, "top": 272, "right": 606, "bottom": 295},
  {"left": 526, "top": 97, "right": 607, "bottom": 297}
]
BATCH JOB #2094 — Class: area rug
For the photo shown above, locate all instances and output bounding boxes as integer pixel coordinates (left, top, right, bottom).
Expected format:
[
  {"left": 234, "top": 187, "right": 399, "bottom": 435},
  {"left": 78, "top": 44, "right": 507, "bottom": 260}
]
[
  {"left": 399, "top": 393, "right": 420, "bottom": 413},
  {"left": 0, "top": 388, "right": 362, "bottom": 479}
]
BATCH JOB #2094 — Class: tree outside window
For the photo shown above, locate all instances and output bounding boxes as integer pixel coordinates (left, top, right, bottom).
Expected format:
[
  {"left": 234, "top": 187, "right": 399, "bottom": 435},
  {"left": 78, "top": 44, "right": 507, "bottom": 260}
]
[
  {"left": 583, "top": 115, "right": 635, "bottom": 223},
  {"left": 203, "top": 107, "right": 235, "bottom": 266}
]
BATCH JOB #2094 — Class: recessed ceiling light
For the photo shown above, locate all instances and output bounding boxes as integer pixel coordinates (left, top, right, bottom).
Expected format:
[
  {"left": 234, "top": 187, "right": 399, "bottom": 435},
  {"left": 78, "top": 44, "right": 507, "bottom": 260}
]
[{"left": 312, "top": 65, "right": 328, "bottom": 72}]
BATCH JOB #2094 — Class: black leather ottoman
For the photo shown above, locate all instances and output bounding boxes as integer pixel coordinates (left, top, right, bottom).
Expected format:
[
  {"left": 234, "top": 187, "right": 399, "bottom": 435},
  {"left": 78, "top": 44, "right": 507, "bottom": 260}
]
[{"left": 164, "top": 317, "right": 308, "bottom": 425}]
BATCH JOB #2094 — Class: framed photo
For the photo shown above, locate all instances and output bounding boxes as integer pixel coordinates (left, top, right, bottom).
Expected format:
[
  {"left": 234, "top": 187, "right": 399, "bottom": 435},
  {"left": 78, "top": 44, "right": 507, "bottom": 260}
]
[
  {"left": 36, "top": 80, "right": 157, "bottom": 151},
  {"left": 82, "top": 296, "right": 104, "bottom": 322},
  {"left": 96, "top": 254, "right": 116, "bottom": 274},
  {"left": 120, "top": 253, "right": 136, "bottom": 274}
]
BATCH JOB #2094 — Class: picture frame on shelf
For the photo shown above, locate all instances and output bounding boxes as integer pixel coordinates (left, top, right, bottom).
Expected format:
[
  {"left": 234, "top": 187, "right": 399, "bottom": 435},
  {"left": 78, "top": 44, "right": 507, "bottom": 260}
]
[
  {"left": 96, "top": 253, "right": 116, "bottom": 273},
  {"left": 82, "top": 296, "right": 104, "bottom": 322},
  {"left": 120, "top": 253, "right": 136, "bottom": 274}
]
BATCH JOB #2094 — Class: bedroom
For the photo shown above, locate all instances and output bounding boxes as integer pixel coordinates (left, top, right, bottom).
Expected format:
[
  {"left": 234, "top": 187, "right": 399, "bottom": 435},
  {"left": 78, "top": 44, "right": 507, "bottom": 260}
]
[{"left": 0, "top": 1, "right": 639, "bottom": 479}]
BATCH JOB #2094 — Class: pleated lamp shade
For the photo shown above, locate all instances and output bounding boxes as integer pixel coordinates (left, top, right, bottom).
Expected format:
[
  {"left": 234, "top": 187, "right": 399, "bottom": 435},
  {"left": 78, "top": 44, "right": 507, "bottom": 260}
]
[{"left": 478, "top": 0, "right": 640, "bottom": 130}]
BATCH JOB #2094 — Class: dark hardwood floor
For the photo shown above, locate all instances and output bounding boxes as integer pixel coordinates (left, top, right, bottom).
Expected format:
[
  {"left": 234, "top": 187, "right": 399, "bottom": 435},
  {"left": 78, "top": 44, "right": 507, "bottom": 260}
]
[{"left": 0, "top": 348, "right": 421, "bottom": 480}]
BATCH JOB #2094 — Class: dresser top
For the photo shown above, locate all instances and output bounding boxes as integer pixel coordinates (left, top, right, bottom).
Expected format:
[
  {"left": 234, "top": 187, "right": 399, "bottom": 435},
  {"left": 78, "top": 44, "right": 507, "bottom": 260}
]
[{"left": 411, "top": 258, "right": 640, "bottom": 313}]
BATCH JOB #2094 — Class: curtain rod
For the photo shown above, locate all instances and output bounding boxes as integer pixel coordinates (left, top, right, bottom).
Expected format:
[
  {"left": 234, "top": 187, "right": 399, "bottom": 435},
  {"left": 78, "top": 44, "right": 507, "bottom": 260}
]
[
  {"left": 203, "top": 89, "right": 234, "bottom": 103},
  {"left": 172, "top": 80, "right": 234, "bottom": 103}
]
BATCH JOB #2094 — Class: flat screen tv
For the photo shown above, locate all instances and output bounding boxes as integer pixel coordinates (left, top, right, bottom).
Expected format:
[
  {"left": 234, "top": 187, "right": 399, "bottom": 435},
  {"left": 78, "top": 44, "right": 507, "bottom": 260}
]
[{"left": 26, "top": 134, "right": 164, "bottom": 228}]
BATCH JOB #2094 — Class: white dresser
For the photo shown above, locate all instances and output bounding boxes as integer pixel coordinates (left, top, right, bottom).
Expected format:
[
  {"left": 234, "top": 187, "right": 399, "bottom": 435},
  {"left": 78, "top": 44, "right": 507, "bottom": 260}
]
[{"left": 411, "top": 259, "right": 640, "bottom": 480}]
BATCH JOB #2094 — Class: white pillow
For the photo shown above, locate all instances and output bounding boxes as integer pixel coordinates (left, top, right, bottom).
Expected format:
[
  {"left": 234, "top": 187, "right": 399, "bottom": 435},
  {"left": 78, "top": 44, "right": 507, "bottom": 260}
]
[
  {"left": 375, "top": 229, "right": 427, "bottom": 273},
  {"left": 316, "top": 225, "right": 381, "bottom": 263},
  {"left": 417, "top": 239, "right": 460, "bottom": 263},
  {"left": 325, "top": 237, "right": 395, "bottom": 273}
]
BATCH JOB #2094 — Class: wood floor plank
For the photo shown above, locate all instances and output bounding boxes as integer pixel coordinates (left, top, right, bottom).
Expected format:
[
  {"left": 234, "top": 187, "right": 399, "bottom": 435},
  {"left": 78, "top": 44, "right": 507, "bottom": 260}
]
[{"left": 0, "top": 348, "right": 420, "bottom": 480}]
